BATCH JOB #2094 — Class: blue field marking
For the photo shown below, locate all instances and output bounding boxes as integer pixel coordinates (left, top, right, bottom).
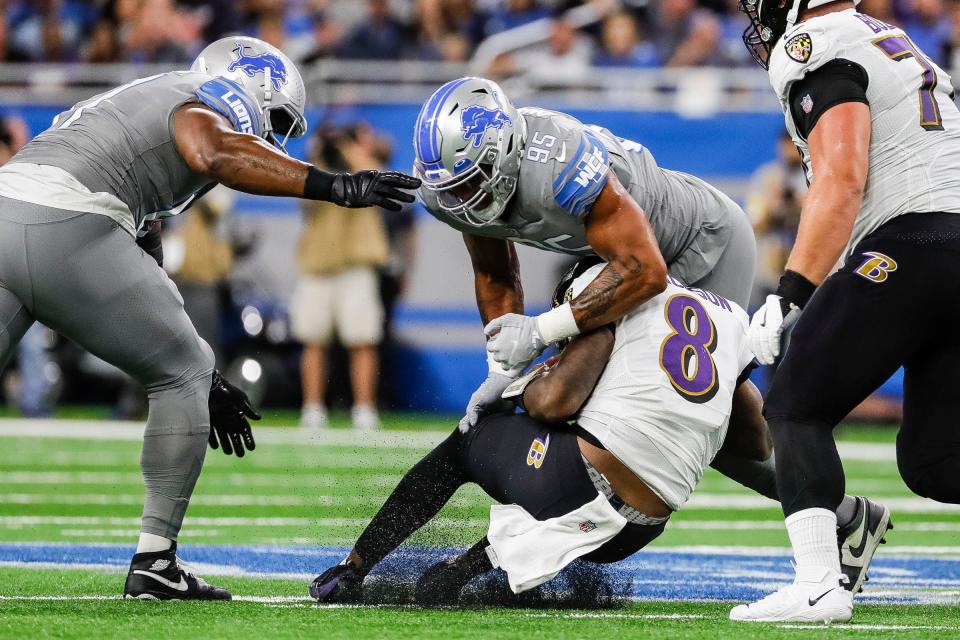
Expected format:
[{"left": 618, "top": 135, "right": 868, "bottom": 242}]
[{"left": 1, "top": 544, "right": 957, "bottom": 605}]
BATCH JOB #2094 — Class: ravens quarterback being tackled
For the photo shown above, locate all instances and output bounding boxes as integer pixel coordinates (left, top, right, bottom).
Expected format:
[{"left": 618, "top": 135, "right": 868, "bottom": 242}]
[
  {"left": 729, "top": 0, "right": 960, "bottom": 624},
  {"left": 0, "top": 36, "right": 419, "bottom": 600}
]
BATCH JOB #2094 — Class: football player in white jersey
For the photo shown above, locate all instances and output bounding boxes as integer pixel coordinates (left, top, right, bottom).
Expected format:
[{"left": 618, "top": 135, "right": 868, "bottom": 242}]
[
  {"left": 308, "top": 261, "right": 880, "bottom": 605},
  {"left": 730, "top": 0, "right": 960, "bottom": 623}
]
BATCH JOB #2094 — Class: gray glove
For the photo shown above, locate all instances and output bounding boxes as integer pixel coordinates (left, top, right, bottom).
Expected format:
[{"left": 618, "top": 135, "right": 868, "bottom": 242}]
[
  {"left": 458, "top": 370, "right": 518, "bottom": 433},
  {"left": 484, "top": 313, "right": 547, "bottom": 373}
]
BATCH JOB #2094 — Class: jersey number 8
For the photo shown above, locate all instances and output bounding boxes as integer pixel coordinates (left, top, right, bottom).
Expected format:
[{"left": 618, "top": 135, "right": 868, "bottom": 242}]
[{"left": 659, "top": 294, "right": 720, "bottom": 404}]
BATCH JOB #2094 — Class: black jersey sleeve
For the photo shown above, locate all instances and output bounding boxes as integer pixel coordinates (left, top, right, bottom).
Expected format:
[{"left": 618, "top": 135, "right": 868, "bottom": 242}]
[{"left": 788, "top": 59, "right": 869, "bottom": 139}]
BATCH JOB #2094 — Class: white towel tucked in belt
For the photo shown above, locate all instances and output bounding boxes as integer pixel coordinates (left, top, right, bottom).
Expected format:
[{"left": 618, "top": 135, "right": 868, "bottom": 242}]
[{"left": 485, "top": 493, "right": 627, "bottom": 594}]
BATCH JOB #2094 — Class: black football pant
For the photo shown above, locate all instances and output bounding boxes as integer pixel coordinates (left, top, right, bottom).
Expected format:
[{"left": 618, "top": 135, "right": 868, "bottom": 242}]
[
  {"left": 765, "top": 212, "right": 960, "bottom": 516},
  {"left": 352, "top": 413, "right": 665, "bottom": 574}
]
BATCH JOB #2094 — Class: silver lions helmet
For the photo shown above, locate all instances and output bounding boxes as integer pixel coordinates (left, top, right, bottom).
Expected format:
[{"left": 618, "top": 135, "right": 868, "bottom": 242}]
[
  {"left": 191, "top": 36, "right": 307, "bottom": 151},
  {"left": 413, "top": 77, "right": 524, "bottom": 226}
]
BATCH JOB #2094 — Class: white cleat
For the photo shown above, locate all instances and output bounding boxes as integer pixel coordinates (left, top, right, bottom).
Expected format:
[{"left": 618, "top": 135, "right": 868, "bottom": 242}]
[
  {"left": 351, "top": 405, "right": 381, "bottom": 432},
  {"left": 730, "top": 567, "right": 853, "bottom": 623},
  {"left": 300, "top": 405, "right": 328, "bottom": 430}
]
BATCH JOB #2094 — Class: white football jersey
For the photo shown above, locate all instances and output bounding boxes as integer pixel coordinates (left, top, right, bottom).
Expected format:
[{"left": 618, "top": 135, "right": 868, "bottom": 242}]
[
  {"left": 577, "top": 276, "right": 753, "bottom": 511},
  {"left": 770, "top": 9, "right": 960, "bottom": 262}
]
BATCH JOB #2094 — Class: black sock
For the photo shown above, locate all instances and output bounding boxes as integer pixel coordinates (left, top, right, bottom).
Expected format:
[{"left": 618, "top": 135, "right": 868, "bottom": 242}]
[
  {"left": 768, "top": 416, "right": 845, "bottom": 516},
  {"left": 352, "top": 430, "right": 467, "bottom": 575}
]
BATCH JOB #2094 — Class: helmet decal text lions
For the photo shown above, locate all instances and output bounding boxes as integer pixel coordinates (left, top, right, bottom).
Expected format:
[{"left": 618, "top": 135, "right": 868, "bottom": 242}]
[
  {"left": 228, "top": 42, "right": 288, "bottom": 92},
  {"left": 461, "top": 93, "right": 512, "bottom": 148}
]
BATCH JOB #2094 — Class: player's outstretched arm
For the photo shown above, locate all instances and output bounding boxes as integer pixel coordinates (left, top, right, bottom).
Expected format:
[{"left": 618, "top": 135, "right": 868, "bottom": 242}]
[
  {"left": 748, "top": 102, "right": 870, "bottom": 364},
  {"left": 574, "top": 172, "right": 668, "bottom": 331},
  {"left": 520, "top": 326, "right": 615, "bottom": 424},
  {"left": 172, "top": 104, "right": 420, "bottom": 211}
]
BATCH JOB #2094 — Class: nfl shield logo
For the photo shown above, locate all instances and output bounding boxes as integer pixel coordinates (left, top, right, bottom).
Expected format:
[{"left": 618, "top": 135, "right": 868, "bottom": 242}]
[
  {"left": 785, "top": 33, "right": 812, "bottom": 63},
  {"left": 801, "top": 94, "right": 814, "bottom": 114},
  {"left": 579, "top": 520, "right": 597, "bottom": 533}
]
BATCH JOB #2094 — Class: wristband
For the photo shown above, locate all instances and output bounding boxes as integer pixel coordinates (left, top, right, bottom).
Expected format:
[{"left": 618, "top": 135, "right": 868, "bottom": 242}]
[
  {"left": 776, "top": 270, "right": 817, "bottom": 309},
  {"left": 536, "top": 302, "right": 580, "bottom": 345},
  {"left": 304, "top": 166, "right": 336, "bottom": 201}
]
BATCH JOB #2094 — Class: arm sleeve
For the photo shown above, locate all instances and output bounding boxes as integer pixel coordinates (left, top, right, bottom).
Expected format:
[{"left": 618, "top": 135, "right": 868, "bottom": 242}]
[{"left": 788, "top": 59, "right": 869, "bottom": 139}]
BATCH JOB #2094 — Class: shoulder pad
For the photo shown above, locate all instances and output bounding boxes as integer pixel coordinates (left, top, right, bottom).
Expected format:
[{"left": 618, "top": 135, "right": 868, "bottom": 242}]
[
  {"left": 769, "top": 18, "right": 838, "bottom": 102},
  {"left": 551, "top": 127, "right": 610, "bottom": 220},
  {"left": 195, "top": 77, "right": 262, "bottom": 136}
]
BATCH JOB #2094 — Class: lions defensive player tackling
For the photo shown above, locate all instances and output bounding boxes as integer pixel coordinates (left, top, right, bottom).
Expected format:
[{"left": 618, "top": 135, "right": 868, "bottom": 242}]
[
  {"left": 308, "top": 261, "right": 884, "bottom": 605},
  {"left": 411, "top": 78, "right": 780, "bottom": 501},
  {"left": 0, "top": 37, "right": 419, "bottom": 600},
  {"left": 729, "top": 0, "right": 960, "bottom": 624}
]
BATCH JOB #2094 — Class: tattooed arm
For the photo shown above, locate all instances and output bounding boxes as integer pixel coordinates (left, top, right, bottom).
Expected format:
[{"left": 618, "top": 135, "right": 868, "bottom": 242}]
[
  {"left": 483, "top": 174, "right": 667, "bottom": 372},
  {"left": 574, "top": 172, "right": 668, "bottom": 331}
]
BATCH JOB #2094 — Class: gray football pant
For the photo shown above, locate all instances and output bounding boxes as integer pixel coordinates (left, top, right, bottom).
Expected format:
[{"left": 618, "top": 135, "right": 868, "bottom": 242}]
[{"left": 0, "top": 199, "right": 214, "bottom": 539}]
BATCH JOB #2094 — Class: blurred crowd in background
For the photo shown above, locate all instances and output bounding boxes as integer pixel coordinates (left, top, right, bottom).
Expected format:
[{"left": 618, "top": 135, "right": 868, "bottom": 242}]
[
  {"left": 0, "top": 0, "right": 917, "bottom": 424},
  {"left": 3, "top": 0, "right": 960, "bottom": 71}
]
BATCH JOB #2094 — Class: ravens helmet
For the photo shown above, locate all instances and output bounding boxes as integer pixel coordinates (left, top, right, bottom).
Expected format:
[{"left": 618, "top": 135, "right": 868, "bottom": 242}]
[
  {"left": 551, "top": 257, "right": 605, "bottom": 350},
  {"left": 738, "top": 0, "right": 860, "bottom": 68}
]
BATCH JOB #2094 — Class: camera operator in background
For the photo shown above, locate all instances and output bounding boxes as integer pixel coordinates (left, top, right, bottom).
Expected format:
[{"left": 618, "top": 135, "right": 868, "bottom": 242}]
[{"left": 293, "top": 122, "right": 393, "bottom": 432}]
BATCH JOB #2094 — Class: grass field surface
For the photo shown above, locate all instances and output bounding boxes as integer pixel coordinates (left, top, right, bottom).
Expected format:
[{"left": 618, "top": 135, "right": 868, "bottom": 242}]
[{"left": 0, "top": 412, "right": 957, "bottom": 639}]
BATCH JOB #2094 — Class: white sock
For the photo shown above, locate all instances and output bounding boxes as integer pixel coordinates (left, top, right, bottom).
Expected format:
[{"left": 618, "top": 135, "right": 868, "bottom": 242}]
[
  {"left": 137, "top": 532, "right": 173, "bottom": 554},
  {"left": 303, "top": 402, "right": 324, "bottom": 413},
  {"left": 785, "top": 508, "right": 840, "bottom": 574}
]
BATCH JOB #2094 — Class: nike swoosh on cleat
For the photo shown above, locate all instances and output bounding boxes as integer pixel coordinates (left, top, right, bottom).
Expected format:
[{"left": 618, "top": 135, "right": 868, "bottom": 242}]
[
  {"left": 808, "top": 588, "right": 836, "bottom": 607},
  {"left": 847, "top": 504, "right": 870, "bottom": 559},
  {"left": 133, "top": 570, "right": 189, "bottom": 591}
]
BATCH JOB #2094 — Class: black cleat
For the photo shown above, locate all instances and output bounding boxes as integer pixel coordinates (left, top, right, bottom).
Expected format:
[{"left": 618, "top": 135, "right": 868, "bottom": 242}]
[
  {"left": 310, "top": 563, "right": 364, "bottom": 603},
  {"left": 414, "top": 541, "right": 493, "bottom": 607},
  {"left": 123, "top": 545, "right": 231, "bottom": 600},
  {"left": 838, "top": 496, "right": 893, "bottom": 595}
]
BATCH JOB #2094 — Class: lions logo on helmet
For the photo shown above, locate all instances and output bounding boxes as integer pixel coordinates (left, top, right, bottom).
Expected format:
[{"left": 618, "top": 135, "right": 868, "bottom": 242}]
[
  {"left": 228, "top": 43, "right": 289, "bottom": 92},
  {"left": 461, "top": 94, "right": 513, "bottom": 148}
]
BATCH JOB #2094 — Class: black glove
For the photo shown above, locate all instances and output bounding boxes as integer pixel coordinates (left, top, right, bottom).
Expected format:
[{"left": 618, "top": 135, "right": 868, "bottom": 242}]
[
  {"left": 331, "top": 170, "right": 421, "bottom": 212},
  {"left": 208, "top": 370, "right": 261, "bottom": 457}
]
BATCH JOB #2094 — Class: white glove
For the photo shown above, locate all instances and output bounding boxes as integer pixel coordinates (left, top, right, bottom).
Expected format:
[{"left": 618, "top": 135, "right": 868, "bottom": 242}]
[
  {"left": 458, "top": 356, "right": 522, "bottom": 433},
  {"left": 748, "top": 293, "right": 802, "bottom": 365},
  {"left": 484, "top": 314, "right": 546, "bottom": 372}
]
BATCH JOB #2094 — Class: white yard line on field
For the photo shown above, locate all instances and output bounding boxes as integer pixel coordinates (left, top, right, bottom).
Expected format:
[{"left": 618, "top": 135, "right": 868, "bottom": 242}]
[
  {"left": 0, "top": 419, "right": 901, "bottom": 460},
  {"left": 0, "top": 594, "right": 313, "bottom": 603},
  {"left": 0, "top": 419, "right": 448, "bottom": 448},
  {"left": 778, "top": 624, "right": 960, "bottom": 631},
  {"left": 2, "top": 492, "right": 954, "bottom": 514},
  {"left": 0, "top": 515, "right": 491, "bottom": 528}
]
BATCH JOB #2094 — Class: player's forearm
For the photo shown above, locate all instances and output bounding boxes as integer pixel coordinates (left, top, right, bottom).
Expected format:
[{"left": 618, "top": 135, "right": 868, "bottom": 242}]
[
  {"left": 463, "top": 235, "right": 524, "bottom": 324},
  {"left": 523, "top": 327, "right": 614, "bottom": 423},
  {"left": 784, "top": 176, "right": 862, "bottom": 284},
  {"left": 569, "top": 255, "right": 667, "bottom": 332},
  {"left": 205, "top": 133, "right": 314, "bottom": 197},
  {"left": 474, "top": 273, "right": 523, "bottom": 325}
]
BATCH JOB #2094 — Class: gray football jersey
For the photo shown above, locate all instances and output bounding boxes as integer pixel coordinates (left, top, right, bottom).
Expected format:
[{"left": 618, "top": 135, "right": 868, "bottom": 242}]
[
  {"left": 424, "top": 107, "right": 739, "bottom": 284},
  {"left": 8, "top": 71, "right": 259, "bottom": 234}
]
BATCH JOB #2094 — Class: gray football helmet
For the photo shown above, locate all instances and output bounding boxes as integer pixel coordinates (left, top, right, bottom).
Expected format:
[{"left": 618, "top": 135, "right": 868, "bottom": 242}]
[
  {"left": 191, "top": 36, "right": 307, "bottom": 151},
  {"left": 413, "top": 77, "right": 525, "bottom": 226}
]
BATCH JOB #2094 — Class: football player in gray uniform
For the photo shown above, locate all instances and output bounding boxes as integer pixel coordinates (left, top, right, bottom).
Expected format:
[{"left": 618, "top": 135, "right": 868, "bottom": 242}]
[
  {"left": 0, "top": 36, "right": 419, "bottom": 600},
  {"left": 413, "top": 77, "right": 776, "bottom": 502}
]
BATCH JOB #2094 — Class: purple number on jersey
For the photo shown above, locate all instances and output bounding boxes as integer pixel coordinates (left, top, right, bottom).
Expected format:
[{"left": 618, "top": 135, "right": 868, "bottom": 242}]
[
  {"left": 873, "top": 34, "right": 945, "bottom": 131},
  {"left": 658, "top": 294, "right": 720, "bottom": 404}
]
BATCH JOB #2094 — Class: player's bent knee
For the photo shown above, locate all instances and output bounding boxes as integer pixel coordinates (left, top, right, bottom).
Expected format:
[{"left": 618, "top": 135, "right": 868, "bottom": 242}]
[{"left": 898, "top": 455, "right": 960, "bottom": 504}]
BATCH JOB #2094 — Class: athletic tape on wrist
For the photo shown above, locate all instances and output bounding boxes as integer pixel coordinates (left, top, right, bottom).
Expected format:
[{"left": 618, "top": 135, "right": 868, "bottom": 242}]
[{"left": 536, "top": 303, "right": 580, "bottom": 345}]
